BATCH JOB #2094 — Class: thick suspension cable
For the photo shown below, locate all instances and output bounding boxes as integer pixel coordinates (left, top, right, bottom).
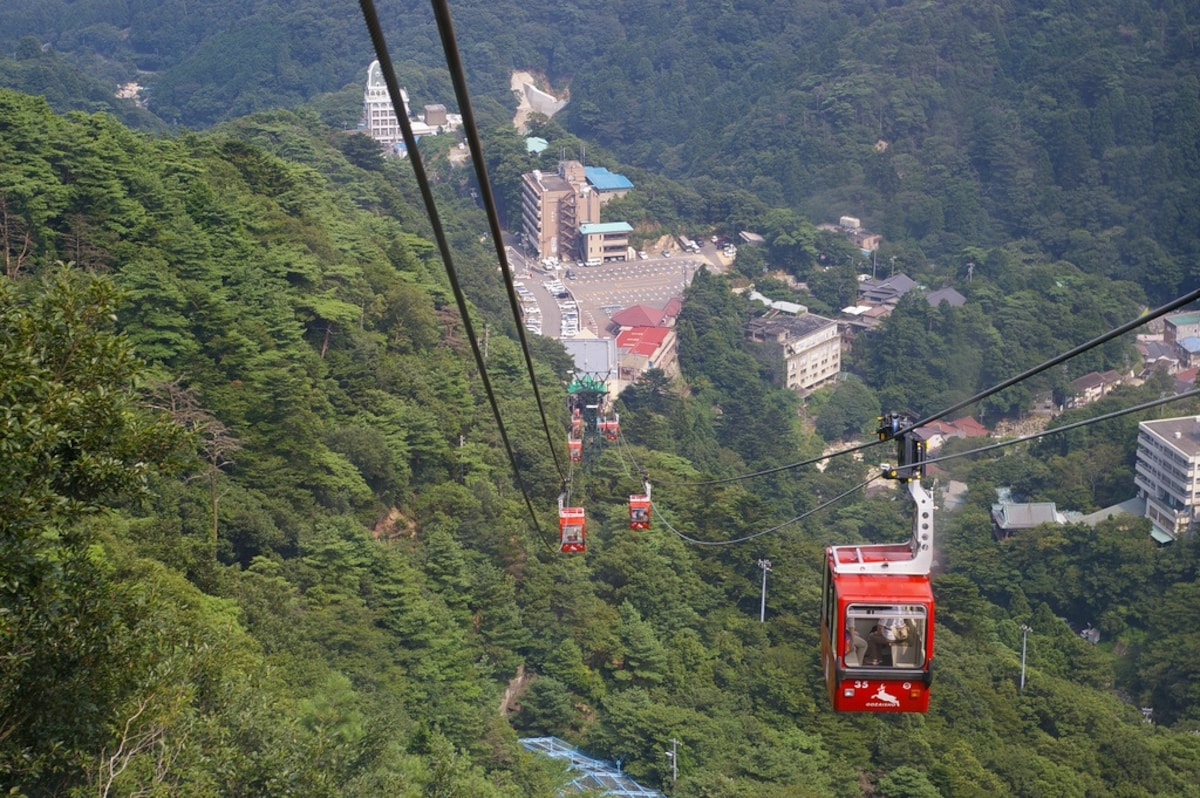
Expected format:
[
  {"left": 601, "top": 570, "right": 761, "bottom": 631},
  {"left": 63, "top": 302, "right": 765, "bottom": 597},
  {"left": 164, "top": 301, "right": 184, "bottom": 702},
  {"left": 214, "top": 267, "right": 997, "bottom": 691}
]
[
  {"left": 899, "top": 287, "right": 1200, "bottom": 435},
  {"left": 358, "top": 0, "right": 554, "bottom": 551},
  {"left": 656, "top": 478, "right": 877, "bottom": 547},
  {"left": 921, "top": 388, "right": 1200, "bottom": 471},
  {"left": 429, "top": 0, "right": 566, "bottom": 482},
  {"left": 664, "top": 388, "right": 1200, "bottom": 549},
  {"left": 655, "top": 286, "right": 1200, "bottom": 488}
]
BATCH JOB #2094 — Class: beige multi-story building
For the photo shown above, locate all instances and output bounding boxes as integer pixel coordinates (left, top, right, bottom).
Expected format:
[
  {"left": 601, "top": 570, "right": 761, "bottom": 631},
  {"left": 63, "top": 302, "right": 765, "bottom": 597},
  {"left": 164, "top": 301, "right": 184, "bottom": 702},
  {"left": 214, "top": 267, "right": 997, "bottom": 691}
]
[
  {"left": 1134, "top": 416, "right": 1200, "bottom": 542},
  {"left": 520, "top": 161, "right": 601, "bottom": 261},
  {"left": 579, "top": 222, "right": 633, "bottom": 264},
  {"left": 746, "top": 313, "right": 841, "bottom": 393}
]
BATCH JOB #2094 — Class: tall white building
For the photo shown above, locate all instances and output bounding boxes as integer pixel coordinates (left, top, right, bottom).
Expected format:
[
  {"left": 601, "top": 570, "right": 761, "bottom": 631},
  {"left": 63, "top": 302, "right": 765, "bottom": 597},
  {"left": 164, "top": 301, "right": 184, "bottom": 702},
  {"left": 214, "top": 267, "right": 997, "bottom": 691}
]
[
  {"left": 362, "top": 61, "right": 460, "bottom": 147},
  {"left": 363, "top": 60, "right": 410, "bottom": 145},
  {"left": 1134, "top": 416, "right": 1200, "bottom": 542}
]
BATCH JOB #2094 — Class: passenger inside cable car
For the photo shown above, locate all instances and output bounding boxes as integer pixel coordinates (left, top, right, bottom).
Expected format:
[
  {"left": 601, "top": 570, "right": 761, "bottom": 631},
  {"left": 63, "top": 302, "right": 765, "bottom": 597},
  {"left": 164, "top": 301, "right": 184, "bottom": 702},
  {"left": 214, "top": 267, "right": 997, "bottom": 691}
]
[
  {"left": 559, "top": 507, "right": 586, "bottom": 553},
  {"left": 841, "top": 607, "right": 927, "bottom": 668}
]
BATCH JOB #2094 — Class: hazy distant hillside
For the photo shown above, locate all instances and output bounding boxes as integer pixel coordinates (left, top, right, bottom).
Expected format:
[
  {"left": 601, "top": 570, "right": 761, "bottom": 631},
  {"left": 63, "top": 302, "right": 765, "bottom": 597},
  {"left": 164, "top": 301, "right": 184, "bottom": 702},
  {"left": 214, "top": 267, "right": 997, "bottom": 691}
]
[{"left": 3, "top": 0, "right": 1196, "bottom": 302}]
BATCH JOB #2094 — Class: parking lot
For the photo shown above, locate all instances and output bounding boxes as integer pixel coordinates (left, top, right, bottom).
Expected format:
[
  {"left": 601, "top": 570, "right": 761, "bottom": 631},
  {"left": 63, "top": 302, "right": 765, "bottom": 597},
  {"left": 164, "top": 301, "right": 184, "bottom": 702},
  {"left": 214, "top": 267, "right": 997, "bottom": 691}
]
[{"left": 507, "top": 240, "right": 726, "bottom": 340}]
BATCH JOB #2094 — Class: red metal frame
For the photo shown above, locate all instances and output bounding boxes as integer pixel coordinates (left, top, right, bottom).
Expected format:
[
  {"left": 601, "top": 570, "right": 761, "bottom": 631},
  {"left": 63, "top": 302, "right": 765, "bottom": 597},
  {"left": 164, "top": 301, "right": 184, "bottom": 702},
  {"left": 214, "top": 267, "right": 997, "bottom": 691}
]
[
  {"left": 559, "top": 506, "right": 587, "bottom": 553},
  {"left": 821, "top": 559, "right": 934, "bottom": 712},
  {"left": 629, "top": 494, "right": 651, "bottom": 530}
]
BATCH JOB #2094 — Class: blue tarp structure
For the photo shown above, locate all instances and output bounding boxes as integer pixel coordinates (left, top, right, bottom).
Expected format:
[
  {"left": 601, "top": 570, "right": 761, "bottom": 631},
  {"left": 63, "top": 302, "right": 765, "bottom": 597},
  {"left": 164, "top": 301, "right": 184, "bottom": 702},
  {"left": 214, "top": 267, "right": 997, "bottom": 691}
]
[{"left": 520, "top": 737, "right": 665, "bottom": 796}]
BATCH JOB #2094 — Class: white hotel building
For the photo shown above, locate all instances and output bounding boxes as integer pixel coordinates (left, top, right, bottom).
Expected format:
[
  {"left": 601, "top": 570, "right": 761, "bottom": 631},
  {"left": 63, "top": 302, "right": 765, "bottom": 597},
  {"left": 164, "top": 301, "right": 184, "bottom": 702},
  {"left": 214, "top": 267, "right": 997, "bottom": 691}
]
[{"left": 1134, "top": 416, "right": 1200, "bottom": 542}]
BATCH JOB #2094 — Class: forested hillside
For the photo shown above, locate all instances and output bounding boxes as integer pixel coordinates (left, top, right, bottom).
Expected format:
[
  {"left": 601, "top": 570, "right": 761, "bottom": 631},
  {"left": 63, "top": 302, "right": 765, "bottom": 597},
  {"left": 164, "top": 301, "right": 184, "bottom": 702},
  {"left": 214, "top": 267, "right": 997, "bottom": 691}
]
[
  {"left": 3, "top": 0, "right": 1198, "bottom": 305},
  {"left": 4, "top": 82, "right": 1200, "bottom": 796}
]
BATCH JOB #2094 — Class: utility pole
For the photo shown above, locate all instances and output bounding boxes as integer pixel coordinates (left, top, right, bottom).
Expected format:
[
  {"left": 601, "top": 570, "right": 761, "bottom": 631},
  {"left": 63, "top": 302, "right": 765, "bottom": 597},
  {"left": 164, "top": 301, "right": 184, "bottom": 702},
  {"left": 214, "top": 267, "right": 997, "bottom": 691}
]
[
  {"left": 1019, "top": 624, "right": 1032, "bottom": 692},
  {"left": 664, "top": 738, "right": 678, "bottom": 787},
  {"left": 758, "top": 559, "right": 772, "bottom": 622}
]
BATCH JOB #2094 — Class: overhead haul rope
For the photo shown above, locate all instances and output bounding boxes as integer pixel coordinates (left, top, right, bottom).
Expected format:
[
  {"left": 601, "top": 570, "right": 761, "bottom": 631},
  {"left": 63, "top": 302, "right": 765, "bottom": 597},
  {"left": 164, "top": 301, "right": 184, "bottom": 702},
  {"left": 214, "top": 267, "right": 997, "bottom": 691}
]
[
  {"left": 654, "top": 286, "right": 1200, "bottom": 488},
  {"left": 428, "top": 0, "right": 567, "bottom": 483},
  {"left": 663, "top": 388, "right": 1200, "bottom": 548},
  {"left": 358, "top": 0, "right": 555, "bottom": 551},
  {"left": 921, "top": 388, "right": 1200, "bottom": 471},
  {"left": 657, "top": 478, "right": 877, "bottom": 547}
]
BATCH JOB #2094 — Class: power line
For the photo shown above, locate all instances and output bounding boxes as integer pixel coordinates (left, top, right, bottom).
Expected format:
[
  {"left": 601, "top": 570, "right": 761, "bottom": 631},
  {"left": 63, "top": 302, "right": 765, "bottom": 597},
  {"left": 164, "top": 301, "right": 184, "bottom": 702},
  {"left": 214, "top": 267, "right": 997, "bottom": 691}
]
[
  {"left": 655, "top": 478, "right": 876, "bottom": 547},
  {"left": 659, "top": 388, "right": 1200, "bottom": 549},
  {"left": 655, "top": 287, "right": 1200, "bottom": 488},
  {"left": 429, "top": 0, "right": 567, "bottom": 483},
  {"left": 357, "top": 0, "right": 555, "bottom": 551}
]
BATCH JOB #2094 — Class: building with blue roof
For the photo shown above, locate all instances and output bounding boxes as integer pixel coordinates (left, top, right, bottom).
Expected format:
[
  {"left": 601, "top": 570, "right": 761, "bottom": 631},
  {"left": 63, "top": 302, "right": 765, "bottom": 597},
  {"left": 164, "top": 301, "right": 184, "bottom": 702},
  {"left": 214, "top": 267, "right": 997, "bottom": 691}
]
[
  {"left": 585, "top": 167, "right": 635, "bottom": 203},
  {"left": 1180, "top": 336, "right": 1200, "bottom": 368}
]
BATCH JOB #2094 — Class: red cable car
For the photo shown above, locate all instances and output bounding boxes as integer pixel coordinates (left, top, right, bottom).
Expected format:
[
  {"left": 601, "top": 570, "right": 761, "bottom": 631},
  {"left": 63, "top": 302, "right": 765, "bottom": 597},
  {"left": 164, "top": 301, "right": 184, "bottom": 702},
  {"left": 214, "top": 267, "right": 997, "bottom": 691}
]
[
  {"left": 597, "top": 414, "right": 620, "bottom": 441},
  {"left": 820, "top": 419, "right": 934, "bottom": 712},
  {"left": 629, "top": 483, "right": 651, "bottom": 530},
  {"left": 559, "top": 506, "right": 587, "bottom": 553},
  {"left": 571, "top": 407, "right": 583, "bottom": 437},
  {"left": 568, "top": 436, "right": 582, "bottom": 462}
]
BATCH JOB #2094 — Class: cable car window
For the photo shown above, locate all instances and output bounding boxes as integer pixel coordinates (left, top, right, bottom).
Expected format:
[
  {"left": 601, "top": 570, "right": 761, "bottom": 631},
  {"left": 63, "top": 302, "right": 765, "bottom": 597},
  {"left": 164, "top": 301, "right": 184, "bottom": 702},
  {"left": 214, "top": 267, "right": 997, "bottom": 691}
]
[
  {"left": 562, "top": 522, "right": 584, "bottom": 546},
  {"left": 844, "top": 604, "right": 926, "bottom": 668},
  {"left": 822, "top": 563, "right": 837, "bottom": 651}
]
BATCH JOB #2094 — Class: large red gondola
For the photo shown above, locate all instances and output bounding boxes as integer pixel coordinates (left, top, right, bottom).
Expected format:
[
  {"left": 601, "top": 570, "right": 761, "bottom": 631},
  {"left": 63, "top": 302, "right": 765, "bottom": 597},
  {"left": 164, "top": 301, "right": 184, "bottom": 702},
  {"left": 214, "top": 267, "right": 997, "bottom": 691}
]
[
  {"left": 559, "top": 506, "right": 587, "bottom": 553},
  {"left": 820, "top": 420, "right": 934, "bottom": 712}
]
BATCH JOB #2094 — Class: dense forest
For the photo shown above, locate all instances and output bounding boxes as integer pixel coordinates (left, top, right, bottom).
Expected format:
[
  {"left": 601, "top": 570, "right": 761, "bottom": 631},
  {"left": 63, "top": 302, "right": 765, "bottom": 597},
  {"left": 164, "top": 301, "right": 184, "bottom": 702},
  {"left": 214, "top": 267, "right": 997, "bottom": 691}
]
[
  {"left": 3, "top": 1, "right": 1200, "bottom": 795},
  {"left": 3, "top": 81, "right": 1200, "bottom": 795}
]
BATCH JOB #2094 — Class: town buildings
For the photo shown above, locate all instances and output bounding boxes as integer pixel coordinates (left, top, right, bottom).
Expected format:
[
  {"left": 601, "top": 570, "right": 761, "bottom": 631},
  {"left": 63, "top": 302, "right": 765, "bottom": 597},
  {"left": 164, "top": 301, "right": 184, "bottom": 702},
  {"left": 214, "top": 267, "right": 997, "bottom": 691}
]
[
  {"left": 745, "top": 313, "right": 841, "bottom": 394},
  {"left": 1134, "top": 416, "right": 1200, "bottom": 542},
  {"left": 361, "top": 60, "right": 460, "bottom": 148},
  {"left": 520, "top": 161, "right": 601, "bottom": 262},
  {"left": 520, "top": 160, "right": 634, "bottom": 264}
]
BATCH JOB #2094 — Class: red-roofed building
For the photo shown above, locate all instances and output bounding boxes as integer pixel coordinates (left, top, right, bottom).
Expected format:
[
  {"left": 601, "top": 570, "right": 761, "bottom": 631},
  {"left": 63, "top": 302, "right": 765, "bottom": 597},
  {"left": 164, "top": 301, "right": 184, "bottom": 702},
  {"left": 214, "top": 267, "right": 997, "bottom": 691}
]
[
  {"left": 917, "top": 417, "right": 990, "bottom": 451},
  {"left": 617, "top": 326, "right": 678, "bottom": 381},
  {"left": 610, "top": 304, "right": 666, "bottom": 331}
]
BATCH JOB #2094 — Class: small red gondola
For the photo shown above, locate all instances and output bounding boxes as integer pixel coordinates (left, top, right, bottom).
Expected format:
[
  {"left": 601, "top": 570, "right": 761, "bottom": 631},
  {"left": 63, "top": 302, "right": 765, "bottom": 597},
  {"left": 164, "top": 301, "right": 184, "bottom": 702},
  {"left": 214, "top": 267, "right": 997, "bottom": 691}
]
[
  {"left": 568, "top": 436, "right": 582, "bottom": 462},
  {"left": 597, "top": 414, "right": 620, "bottom": 441},
  {"left": 571, "top": 407, "right": 583, "bottom": 437},
  {"left": 820, "top": 419, "right": 934, "bottom": 712},
  {"left": 629, "top": 494, "right": 651, "bottom": 530},
  {"left": 559, "top": 506, "right": 587, "bottom": 553}
]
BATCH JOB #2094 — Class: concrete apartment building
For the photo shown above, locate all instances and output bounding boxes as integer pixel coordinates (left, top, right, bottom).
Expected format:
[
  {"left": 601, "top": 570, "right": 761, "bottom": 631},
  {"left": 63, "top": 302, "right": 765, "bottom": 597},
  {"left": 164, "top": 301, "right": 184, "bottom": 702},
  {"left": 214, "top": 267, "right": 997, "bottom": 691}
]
[
  {"left": 579, "top": 222, "right": 633, "bottom": 264},
  {"left": 520, "top": 161, "right": 601, "bottom": 262},
  {"left": 745, "top": 313, "right": 841, "bottom": 394},
  {"left": 1165, "top": 311, "right": 1200, "bottom": 346},
  {"left": 1134, "top": 416, "right": 1200, "bottom": 542}
]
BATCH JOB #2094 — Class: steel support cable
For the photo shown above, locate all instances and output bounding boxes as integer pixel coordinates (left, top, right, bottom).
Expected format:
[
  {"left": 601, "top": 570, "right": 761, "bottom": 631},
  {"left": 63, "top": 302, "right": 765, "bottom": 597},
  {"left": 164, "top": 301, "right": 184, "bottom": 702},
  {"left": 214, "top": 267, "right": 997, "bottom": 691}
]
[
  {"left": 897, "top": 287, "right": 1200, "bottom": 436},
  {"left": 664, "top": 388, "right": 1200, "bottom": 549},
  {"left": 654, "top": 286, "right": 1200, "bottom": 488},
  {"left": 358, "top": 0, "right": 555, "bottom": 551},
  {"left": 429, "top": 0, "right": 567, "bottom": 483},
  {"left": 654, "top": 478, "right": 877, "bottom": 547},
  {"left": 920, "top": 388, "right": 1200, "bottom": 471}
]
